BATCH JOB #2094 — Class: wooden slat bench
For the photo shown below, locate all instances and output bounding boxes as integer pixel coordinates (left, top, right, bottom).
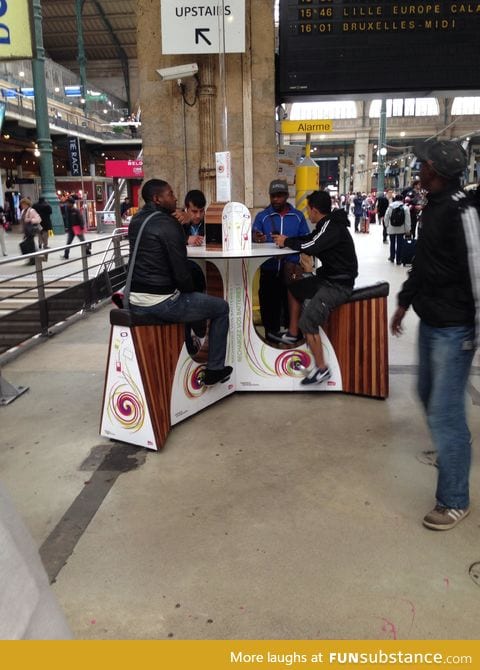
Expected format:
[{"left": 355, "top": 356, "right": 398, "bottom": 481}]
[{"left": 324, "top": 281, "right": 389, "bottom": 399}]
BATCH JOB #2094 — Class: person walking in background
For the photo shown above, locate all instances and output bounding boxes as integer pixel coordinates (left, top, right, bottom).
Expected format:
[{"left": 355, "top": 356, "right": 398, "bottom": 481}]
[
  {"left": 60, "top": 197, "right": 91, "bottom": 260},
  {"left": 33, "top": 197, "right": 52, "bottom": 251},
  {"left": 375, "top": 191, "right": 390, "bottom": 244},
  {"left": 385, "top": 194, "right": 411, "bottom": 265},
  {"left": 120, "top": 197, "right": 131, "bottom": 218},
  {"left": 0, "top": 206, "right": 8, "bottom": 256},
  {"left": 19, "top": 197, "right": 41, "bottom": 265},
  {"left": 352, "top": 191, "right": 364, "bottom": 233},
  {"left": 391, "top": 139, "right": 479, "bottom": 531}
]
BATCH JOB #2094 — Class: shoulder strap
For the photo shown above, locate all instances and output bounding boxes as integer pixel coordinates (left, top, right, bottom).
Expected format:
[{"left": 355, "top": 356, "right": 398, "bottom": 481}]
[{"left": 123, "top": 212, "right": 158, "bottom": 305}]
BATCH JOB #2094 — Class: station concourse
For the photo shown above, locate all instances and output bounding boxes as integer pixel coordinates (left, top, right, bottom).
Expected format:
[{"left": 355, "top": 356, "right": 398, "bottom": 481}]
[{"left": 2, "top": 223, "right": 480, "bottom": 640}]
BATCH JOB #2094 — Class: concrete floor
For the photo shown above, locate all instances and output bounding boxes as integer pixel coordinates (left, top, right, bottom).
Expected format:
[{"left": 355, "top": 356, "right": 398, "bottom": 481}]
[{"left": 1, "top": 222, "right": 480, "bottom": 639}]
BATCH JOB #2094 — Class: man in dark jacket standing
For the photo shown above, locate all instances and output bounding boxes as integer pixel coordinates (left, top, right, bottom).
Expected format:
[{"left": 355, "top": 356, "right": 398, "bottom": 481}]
[
  {"left": 273, "top": 190, "right": 358, "bottom": 386},
  {"left": 128, "top": 179, "right": 232, "bottom": 386},
  {"left": 391, "top": 139, "right": 480, "bottom": 530}
]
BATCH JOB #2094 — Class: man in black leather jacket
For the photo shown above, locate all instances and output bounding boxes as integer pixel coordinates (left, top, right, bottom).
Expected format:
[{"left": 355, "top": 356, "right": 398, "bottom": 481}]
[{"left": 128, "top": 179, "right": 232, "bottom": 386}]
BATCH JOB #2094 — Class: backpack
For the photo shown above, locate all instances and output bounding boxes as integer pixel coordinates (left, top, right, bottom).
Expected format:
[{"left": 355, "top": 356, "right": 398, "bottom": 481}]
[{"left": 390, "top": 206, "right": 405, "bottom": 227}]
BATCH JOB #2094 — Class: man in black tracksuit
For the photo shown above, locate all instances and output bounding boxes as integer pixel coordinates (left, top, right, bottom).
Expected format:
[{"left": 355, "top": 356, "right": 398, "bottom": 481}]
[{"left": 273, "top": 190, "right": 358, "bottom": 386}]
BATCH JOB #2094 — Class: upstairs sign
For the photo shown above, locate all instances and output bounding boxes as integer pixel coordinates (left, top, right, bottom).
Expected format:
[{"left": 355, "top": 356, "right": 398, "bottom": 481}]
[{"left": 161, "top": 0, "right": 245, "bottom": 54}]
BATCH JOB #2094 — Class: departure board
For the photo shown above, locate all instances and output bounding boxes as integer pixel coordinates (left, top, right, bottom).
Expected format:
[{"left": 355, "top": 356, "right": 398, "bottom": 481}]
[{"left": 278, "top": 1, "right": 480, "bottom": 100}]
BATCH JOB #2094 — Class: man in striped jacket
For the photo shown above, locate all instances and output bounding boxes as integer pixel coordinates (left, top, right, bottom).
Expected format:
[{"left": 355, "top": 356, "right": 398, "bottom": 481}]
[{"left": 391, "top": 139, "right": 480, "bottom": 531}]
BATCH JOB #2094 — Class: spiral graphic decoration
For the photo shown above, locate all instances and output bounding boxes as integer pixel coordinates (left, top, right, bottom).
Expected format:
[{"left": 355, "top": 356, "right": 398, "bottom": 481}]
[
  {"left": 108, "top": 363, "right": 146, "bottom": 432},
  {"left": 274, "top": 349, "right": 312, "bottom": 378},
  {"left": 182, "top": 360, "right": 207, "bottom": 399}
]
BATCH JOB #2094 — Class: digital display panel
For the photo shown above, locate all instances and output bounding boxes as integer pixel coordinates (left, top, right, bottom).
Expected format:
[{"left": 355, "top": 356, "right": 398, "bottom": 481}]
[{"left": 278, "top": 0, "right": 480, "bottom": 100}]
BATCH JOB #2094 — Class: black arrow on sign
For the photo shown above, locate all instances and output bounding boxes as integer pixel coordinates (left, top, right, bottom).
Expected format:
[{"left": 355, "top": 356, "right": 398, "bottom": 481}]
[{"left": 195, "top": 28, "right": 212, "bottom": 45}]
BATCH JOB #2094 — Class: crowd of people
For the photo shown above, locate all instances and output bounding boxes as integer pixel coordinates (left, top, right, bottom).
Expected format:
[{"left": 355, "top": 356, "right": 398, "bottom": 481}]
[{"left": 0, "top": 191, "right": 90, "bottom": 263}]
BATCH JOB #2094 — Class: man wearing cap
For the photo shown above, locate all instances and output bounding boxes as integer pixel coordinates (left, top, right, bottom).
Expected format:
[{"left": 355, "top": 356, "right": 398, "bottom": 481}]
[
  {"left": 252, "top": 180, "right": 310, "bottom": 343},
  {"left": 391, "top": 139, "right": 480, "bottom": 531}
]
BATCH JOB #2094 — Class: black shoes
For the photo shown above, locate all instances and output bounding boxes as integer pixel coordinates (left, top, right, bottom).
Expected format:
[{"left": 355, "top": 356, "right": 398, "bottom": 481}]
[{"left": 203, "top": 366, "right": 233, "bottom": 386}]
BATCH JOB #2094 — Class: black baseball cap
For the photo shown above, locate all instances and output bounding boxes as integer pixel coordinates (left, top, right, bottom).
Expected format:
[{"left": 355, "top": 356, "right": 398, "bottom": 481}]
[
  {"left": 414, "top": 139, "right": 467, "bottom": 179},
  {"left": 269, "top": 179, "right": 289, "bottom": 195}
]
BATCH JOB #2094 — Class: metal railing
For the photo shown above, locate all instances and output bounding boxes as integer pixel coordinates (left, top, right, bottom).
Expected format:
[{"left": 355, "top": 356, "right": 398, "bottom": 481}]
[{"left": 0, "top": 230, "right": 129, "bottom": 361}]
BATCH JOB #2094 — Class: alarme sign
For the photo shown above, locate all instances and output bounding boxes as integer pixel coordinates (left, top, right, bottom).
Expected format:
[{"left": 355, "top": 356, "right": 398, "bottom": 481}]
[{"left": 105, "top": 160, "right": 144, "bottom": 179}]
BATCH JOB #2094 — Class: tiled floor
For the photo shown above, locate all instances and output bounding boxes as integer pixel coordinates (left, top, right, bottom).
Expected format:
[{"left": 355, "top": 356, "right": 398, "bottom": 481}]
[{"left": 2, "top": 221, "right": 480, "bottom": 639}]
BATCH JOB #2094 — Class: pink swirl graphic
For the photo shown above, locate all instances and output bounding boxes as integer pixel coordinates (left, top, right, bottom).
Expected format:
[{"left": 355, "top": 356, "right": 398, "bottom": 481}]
[
  {"left": 109, "top": 383, "right": 145, "bottom": 431},
  {"left": 275, "top": 349, "right": 312, "bottom": 377},
  {"left": 182, "top": 361, "right": 207, "bottom": 398}
]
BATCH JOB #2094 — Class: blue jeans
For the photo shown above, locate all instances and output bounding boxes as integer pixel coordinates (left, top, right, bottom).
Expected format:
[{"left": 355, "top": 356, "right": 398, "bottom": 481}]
[
  {"left": 418, "top": 322, "right": 475, "bottom": 509},
  {"left": 130, "top": 291, "right": 229, "bottom": 370},
  {"left": 389, "top": 233, "right": 404, "bottom": 264}
]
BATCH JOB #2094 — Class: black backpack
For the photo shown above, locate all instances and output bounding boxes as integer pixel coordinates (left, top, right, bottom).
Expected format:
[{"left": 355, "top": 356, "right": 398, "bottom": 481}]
[{"left": 390, "top": 206, "right": 405, "bottom": 227}]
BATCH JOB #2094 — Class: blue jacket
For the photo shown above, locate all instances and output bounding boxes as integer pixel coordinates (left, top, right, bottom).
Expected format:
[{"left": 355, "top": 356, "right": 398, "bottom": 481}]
[{"left": 252, "top": 203, "right": 310, "bottom": 271}]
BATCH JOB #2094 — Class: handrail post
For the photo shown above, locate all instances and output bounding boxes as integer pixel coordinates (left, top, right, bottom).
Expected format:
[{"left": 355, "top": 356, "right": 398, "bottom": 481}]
[
  {"left": 34, "top": 255, "right": 49, "bottom": 336},
  {"left": 112, "top": 233, "right": 123, "bottom": 268},
  {"left": 81, "top": 244, "right": 93, "bottom": 310}
]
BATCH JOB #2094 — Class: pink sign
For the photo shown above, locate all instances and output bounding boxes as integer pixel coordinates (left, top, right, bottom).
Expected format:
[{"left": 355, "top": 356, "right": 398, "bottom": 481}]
[{"left": 105, "top": 159, "right": 144, "bottom": 179}]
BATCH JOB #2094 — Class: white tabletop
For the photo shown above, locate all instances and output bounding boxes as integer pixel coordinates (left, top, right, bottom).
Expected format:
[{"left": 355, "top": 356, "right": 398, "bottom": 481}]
[{"left": 187, "top": 243, "right": 292, "bottom": 259}]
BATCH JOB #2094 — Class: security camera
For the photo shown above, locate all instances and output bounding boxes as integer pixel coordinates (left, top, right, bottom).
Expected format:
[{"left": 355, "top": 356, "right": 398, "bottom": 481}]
[{"left": 156, "top": 63, "right": 199, "bottom": 81}]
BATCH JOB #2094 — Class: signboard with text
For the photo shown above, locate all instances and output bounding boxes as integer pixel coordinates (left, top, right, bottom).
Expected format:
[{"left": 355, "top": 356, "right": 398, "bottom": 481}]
[
  {"left": 281, "top": 119, "right": 333, "bottom": 134},
  {"left": 279, "top": 0, "right": 480, "bottom": 100},
  {"left": 67, "top": 137, "right": 82, "bottom": 177},
  {"left": 161, "top": 0, "right": 245, "bottom": 54},
  {"left": 105, "top": 160, "right": 144, "bottom": 179},
  {"left": 0, "top": 0, "right": 33, "bottom": 59}
]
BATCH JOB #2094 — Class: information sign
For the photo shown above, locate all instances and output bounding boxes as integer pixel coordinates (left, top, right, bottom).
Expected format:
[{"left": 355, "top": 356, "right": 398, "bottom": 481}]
[
  {"left": 161, "top": 0, "right": 245, "bottom": 54},
  {"left": 281, "top": 119, "right": 333, "bottom": 134},
  {"left": 279, "top": 0, "right": 480, "bottom": 99}
]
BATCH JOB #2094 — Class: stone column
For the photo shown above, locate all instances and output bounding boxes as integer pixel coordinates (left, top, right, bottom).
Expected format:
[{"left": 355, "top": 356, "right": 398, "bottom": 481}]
[
  {"left": 197, "top": 55, "right": 216, "bottom": 203},
  {"left": 136, "top": 0, "right": 276, "bottom": 208},
  {"left": 353, "top": 133, "right": 370, "bottom": 194}
]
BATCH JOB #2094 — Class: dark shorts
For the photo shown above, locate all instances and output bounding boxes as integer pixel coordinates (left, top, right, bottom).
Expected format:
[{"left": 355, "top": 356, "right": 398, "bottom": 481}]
[{"left": 289, "top": 276, "right": 353, "bottom": 334}]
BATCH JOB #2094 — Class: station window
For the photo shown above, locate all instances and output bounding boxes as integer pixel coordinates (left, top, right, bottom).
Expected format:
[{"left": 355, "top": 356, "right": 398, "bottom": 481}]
[
  {"left": 451, "top": 97, "right": 480, "bottom": 115},
  {"left": 290, "top": 101, "right": 357, "bottom": 120},
  {"left": 369, "top": 98, "right": 439, "bottom": 118}
]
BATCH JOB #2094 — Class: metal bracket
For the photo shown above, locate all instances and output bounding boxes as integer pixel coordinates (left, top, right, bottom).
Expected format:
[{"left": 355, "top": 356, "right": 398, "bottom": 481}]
[{"left": 0, "top": 373, "right": 29, "bottom": 406}]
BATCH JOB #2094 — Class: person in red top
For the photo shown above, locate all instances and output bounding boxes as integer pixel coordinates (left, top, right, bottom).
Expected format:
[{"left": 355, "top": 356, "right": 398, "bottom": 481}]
[{"left": 60, "top": 197, "right": 91, "bottom": 259}]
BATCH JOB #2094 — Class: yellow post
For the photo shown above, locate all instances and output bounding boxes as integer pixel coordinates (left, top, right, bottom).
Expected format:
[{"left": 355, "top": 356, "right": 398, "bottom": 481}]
[{"left": 295, "top": 134, "right": 320, "bottom": 216}]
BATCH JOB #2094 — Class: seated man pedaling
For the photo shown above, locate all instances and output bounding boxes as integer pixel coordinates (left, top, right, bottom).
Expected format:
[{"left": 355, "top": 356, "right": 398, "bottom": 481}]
[
  {"left": 128, "top": 179, "right": 232, "bottom": 386},
  {"left": 273, "top": 190, "right": 358, "bottom": 386}
]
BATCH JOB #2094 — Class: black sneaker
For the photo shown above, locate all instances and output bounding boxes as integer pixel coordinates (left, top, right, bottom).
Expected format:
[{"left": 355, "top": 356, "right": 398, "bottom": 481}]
[
  {"left": 300, "top": 366, "right": 331, "bottom": 386},
  {"left": 203, "top": 366, "right": 233, "bottom": 386}
]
